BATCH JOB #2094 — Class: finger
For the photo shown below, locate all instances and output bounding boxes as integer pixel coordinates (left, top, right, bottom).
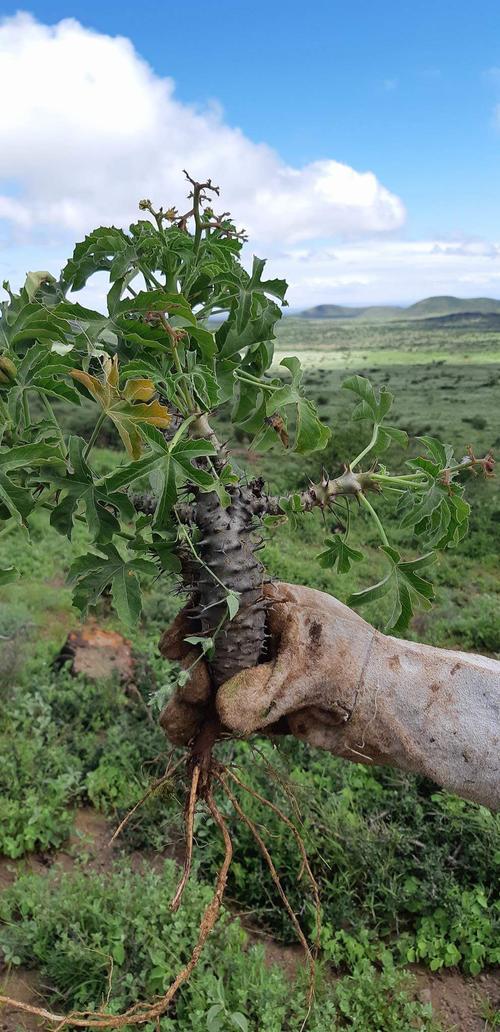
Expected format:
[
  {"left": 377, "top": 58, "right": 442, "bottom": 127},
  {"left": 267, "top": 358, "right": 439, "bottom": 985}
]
[
  {"left": 217, "top": 591, "right": 316, "bottom": 734},
  {"left": 216, "top": 662, "right": 274, "bottom": 734},
  {"left": 159, "top": 696, "right": 205, "bottom": 746},
  {"left": 159, "top": 606, "right": 198, "bottom": 661}
]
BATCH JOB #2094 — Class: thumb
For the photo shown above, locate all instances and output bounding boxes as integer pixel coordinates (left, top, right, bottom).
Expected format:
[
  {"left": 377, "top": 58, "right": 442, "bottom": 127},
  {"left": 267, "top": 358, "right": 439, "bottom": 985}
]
[{"left": 216, "top": 662, "right": 276, "bottom": 734}]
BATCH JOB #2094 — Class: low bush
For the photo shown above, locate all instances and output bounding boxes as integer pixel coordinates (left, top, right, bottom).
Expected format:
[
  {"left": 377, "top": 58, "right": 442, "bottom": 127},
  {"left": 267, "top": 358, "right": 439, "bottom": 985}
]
[
  {"left": 198, "top": 740, "right": 500, "bottom": 975},
  {"left": 0, "top": 668, "right": 173, "bottom": 857},
  {"left": 0, "top": 862, "right": 443, "bottom": 1030}
]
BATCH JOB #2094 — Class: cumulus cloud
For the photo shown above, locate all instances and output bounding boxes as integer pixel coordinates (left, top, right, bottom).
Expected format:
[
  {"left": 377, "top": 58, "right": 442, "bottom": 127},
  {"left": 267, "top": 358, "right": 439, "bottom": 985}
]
[
  {"left": 0, "top": 12, "right": 404, "bottom": 247},
  {"left": 0, "top": 13, "right": 497, "bottom": 307},
  {"left": 267, "top": 238, "right": 500, "bottom": 308}
]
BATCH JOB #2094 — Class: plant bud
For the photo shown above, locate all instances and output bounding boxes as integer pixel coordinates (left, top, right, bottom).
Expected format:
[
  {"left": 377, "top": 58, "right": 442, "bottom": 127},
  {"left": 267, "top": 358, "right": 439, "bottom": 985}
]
[{"left": 0, "top": 356, "right": 16, "bottom": 382}]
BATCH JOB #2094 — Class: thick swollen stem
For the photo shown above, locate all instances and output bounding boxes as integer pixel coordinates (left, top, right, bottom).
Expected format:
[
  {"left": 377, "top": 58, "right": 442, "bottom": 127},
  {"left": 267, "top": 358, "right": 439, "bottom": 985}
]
[{"left": 194, "top": 483, "right": 267, "bottom": 687}]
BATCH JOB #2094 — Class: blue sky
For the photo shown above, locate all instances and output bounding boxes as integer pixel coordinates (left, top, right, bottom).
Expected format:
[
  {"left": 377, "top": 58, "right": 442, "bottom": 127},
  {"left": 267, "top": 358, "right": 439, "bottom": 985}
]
[{"left": 1, "top": 1, "right": 500, "bottom": 305}]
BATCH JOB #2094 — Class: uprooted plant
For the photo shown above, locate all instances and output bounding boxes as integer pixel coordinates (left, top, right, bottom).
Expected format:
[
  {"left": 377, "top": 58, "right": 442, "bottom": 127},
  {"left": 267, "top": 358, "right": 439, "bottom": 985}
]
[{"left": 0, "top": 171, "right": 494, "bottom": 1026}]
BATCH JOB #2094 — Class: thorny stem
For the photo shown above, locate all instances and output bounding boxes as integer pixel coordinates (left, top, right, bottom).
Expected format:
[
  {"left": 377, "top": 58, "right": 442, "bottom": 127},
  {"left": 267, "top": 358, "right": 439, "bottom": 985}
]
[
  {"left": 189, "top": 412, "right": 224, "bottom": 454},
  {"left": 175, "top": 517, "right": 236, "bottom": 599}
]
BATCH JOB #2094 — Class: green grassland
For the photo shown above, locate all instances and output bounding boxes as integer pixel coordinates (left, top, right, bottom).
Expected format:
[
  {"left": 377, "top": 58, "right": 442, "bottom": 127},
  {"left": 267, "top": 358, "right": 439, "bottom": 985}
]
[{"left": 0, "top": 320, "right": 499, "bottom": 1030}]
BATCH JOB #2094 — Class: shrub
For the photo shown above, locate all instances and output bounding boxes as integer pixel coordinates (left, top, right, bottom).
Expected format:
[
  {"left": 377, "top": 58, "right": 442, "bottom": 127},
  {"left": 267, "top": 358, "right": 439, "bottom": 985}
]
[
  {"left": 0, "top": 862, "right": 443, "bottom": 1030},
  {"left": 198, "top": 740, "right": 500, "bottom": 974}
]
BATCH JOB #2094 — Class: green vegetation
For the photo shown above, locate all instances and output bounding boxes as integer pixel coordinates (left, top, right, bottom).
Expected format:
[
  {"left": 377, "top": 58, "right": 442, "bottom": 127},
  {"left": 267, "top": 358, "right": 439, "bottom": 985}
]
[
  {"left": 0, "top": 177, "right": 499, "bottom": 1029},
  {"left": 0, "top": 862, "right": 443, "bottom": 1031},
  {"left": 0, "top": 314, "right": 499, "bottom": 1028}
]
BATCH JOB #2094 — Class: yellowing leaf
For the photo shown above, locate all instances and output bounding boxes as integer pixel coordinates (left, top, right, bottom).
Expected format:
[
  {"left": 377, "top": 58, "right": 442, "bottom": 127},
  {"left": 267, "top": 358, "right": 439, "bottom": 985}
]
[
  {"left": 123, "top": 378, "right": 156, "bottom": 402},
  {"left": 70, "top": 358, "right": 171, "bottom": 458},
  {"left": 103, "top": 354, "right": 119, "bottom": 388},
  {"left": 70, "top": 368, "right": 111, "bottom": 407}
]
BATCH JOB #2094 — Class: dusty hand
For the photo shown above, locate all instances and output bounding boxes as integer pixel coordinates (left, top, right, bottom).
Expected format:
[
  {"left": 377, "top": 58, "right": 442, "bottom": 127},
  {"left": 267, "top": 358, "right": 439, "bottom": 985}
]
[
  {"left": 160, "top": 581, "right": 500, "bottom": 810},
  {"left": 159, "top": 581, "right": 375, "bottom": 751}
]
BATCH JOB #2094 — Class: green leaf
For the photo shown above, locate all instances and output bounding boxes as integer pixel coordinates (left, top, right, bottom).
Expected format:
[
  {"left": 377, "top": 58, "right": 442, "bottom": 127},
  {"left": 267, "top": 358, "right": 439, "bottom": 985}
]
[
  {"left": 111, "top": 564, "right": 142, "bottom": 626},
  {"left": 226, "top": 591, "right": 240, "bottom": 620},
  {"left": 115, "top": 290, "right": 195, "bottom": 325},
  {"left": 104, "top": 425, "right": 216, "bottom": 526},
  {"left": 348, "top": 570, "right": 394, "bottom": 608},
  {"left": 364, "top": 546, "right": 438, "bottom": 633},
  {"left": 24, "top": 271, "right": 57, "bottom": 302},
  {"left": 342, "top": 374, "right": 394, "bottom": 423},
  {"left": 68, "top": 544, "right": 157, "bottom": 624},
  {"left": 263, "top": 358, "right": 330, "bottom": 454},
  {"left": 188, "top": 324, "right": 218, "bottom": 361},
  {"left": 47, "top": 436, "right": 133, "bottom": 543},
  {"left": 295, "top": 397, "right": 331, "bottom": 454},
  {"left": 416, "top": 435, "right": 449, "bottom": 468},
  {"left": 0, "top": 470, "right": 34, "bottom": 522},
  {"left": 62, "top": 227, "right": 130, "bottom": 291},
  {"left": 317, "top": 538, "right": 364, "bottom": 574},
  {"left": 191, "top": 366, "right": 220, "bottom": 410},
  {"left": 231, "top": 1014, "right": 249, "bottom": 1032},
  {"left": 0, "top": 443, "right": 64, "bottom": 472},
  {"left": 217, "top": 282, "right": 283, "bottom": 359},
  {"left": 375, "top": 425, "right": 409, "bottom": 452},
  {"left": 184, "top": 634, "right": 214, "bottom": 655}
]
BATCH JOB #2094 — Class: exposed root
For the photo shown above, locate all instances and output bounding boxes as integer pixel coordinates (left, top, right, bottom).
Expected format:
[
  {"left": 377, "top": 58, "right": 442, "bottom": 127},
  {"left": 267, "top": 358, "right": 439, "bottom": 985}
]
[
  {"left": 170, "top": 764, "right": 200, "bottom": 911},
  {"left": 1, "top": 729, "right": 320, "bottom": 1032},
  {"left": 226, "top": 768, "right": 322, "bottom": 956},
  {"left": 0, "top": 790, "right": 233, "bottom": 1029},
  {"left": 218, "top": 774, "right": 316, "bottom": 1028},
  {"left": 248, "top": 742, "right": 303, "bottom": 825},
  {"left": 107, "top": 755, "right": 184, "bottom": 847}
]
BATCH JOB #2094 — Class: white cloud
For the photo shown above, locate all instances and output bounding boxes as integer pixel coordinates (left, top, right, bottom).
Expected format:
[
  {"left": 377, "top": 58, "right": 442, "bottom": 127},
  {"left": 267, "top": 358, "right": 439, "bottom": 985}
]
[
  {"left": 0, "top": 11, "right": 404, "bottom": 250},
  {"left": 267, "top": 238, "right": 500, "bottom": 308},
  {"left": 0, "top": 13, "right": 497, "bottom": 307}
]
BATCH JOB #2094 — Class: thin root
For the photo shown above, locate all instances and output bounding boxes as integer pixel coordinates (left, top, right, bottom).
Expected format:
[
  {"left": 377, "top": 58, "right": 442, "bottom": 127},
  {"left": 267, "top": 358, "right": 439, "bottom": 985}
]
[
  {"left": 107, "top": 756, "right": 184, "bottom": 848},
  {"left": 248, "top": 742, "right": 303, "bottom": 824},
  {"left": 218, "top": 774, "right": 316, "bottom": 1029},
  {"left": 0, "top": 791, "right": 233, "bottom": 1029},
  {"left": 170, "top": 764, "right": 200, "bottom": 911},
  {"left": 226, "top": 768, "right": 322, "bottom": 954}
]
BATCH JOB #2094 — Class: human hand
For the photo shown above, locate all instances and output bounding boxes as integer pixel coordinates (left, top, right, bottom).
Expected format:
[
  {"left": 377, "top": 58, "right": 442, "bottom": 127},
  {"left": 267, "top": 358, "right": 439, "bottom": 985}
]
[{"left": 159, "top": 581, "right": 376, "bottom": 753}]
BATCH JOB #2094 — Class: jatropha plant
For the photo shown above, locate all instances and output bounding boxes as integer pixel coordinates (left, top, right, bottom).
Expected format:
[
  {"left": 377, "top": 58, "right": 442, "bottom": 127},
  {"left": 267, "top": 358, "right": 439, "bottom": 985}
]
[{"left": 0, "top": 172, "right": 494, "bottom": 1027}]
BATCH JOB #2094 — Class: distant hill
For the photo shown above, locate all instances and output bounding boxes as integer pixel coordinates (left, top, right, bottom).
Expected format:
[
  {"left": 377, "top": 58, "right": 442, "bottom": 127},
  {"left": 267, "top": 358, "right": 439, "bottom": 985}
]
[
  {"left": 299, "top": 296, "right": 500, "bottom": 321},
  {"left": 299, "top": 303, "right": 403, "bottom": 320}
]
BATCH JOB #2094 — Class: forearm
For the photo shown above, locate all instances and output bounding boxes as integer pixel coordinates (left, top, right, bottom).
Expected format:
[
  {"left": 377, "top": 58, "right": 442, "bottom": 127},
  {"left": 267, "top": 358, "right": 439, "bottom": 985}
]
[
  {"left": 292, "top": 632, "right": 500, "bottom": 810},
  {"left": 164, "top": 581, "right": 500, "bottom": 810}
]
